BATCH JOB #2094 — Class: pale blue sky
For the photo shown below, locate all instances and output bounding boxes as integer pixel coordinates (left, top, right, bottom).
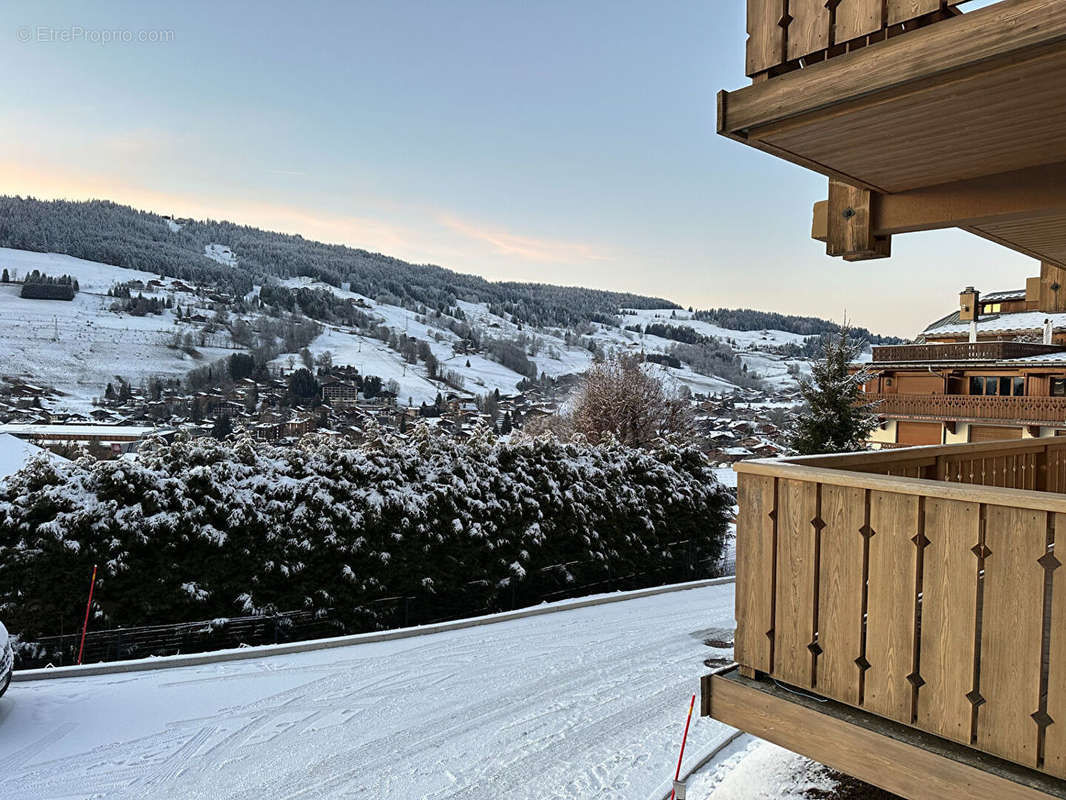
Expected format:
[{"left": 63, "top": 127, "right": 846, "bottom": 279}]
[{"left": 0, "top": 0, "right": 1032, "bottom": 336}]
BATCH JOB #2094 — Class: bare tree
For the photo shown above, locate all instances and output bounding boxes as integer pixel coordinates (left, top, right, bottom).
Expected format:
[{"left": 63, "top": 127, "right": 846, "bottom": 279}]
[{"left": 569, "top": 353, "right": 692, "bottom": 447}]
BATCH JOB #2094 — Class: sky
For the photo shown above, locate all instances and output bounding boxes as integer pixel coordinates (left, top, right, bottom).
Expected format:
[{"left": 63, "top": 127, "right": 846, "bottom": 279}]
[{"left": 0, "top": 0, "right": 1031, "bottom": 337}]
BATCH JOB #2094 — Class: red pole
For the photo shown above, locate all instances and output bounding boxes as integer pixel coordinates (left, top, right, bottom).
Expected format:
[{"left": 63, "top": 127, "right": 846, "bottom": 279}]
[
  {"left": 77, "top": 564, "right": 98, "bottom": 666},
  {"left": 670, "top": 693, "right": 697, "bottom": 800}
]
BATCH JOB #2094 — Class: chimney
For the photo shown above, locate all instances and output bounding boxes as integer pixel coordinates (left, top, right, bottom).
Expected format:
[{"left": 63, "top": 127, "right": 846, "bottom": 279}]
[{"left": 959, "top": 287, "right": 980, "bottom": 323}]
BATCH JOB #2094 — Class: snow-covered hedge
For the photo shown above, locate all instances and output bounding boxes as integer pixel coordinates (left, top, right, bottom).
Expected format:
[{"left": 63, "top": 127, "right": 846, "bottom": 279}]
[{"left": 0, "top": 428, "right": 730, "bottom": 637}]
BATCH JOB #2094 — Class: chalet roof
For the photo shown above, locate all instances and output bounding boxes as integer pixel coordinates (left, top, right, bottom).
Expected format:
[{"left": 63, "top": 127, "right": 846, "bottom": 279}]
[
  {"left": 982, "top": 288, "right": 1026, "bottom": 303},
  {"left": 924, "top": 310, "right": 1066, "bottom": 336}
]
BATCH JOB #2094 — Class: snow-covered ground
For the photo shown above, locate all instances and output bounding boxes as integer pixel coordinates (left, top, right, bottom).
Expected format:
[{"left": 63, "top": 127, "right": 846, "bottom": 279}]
[
  {"left": 204, "top": 243, "right": 237, "bottom": 266},
  {"left": 693, "top": 740, "right": 837, "bottom": 799},
  {"left": 0, "top": 248, "right": 233, "bottom": 410},
  {"left": 0, "top": 583, "right": 737, "bottom": 800}
]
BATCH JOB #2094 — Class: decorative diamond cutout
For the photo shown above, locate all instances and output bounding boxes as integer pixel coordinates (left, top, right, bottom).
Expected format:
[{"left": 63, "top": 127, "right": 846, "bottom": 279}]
[
  {"left": 811, "top": 516, "right": 826, "bottom": 533},
  {"left": 1032, "top": 709, "right": 1054, "bottom": 729},
  {"left": 966, "top": 689, "right": 986, "bottom": 708},
  {"left": 854, "top": 656, "right": 870, "bottom": 672},
  {"left": 911, "top": 531, "right": 929, "bottom": 549},
  {"left": 778, "top": 13, "right": 794, "bottom": 29},
  {"left": 768, "top": 509, "right": 778, "bottom": 522},
  {"left": 907, "top": 671, "right": 925, "bottom": 689},
  {"left": 971, "top": 543, "right": 991, "bottom": 560},
  {"left": 859, "top": 524, "right": 875, "bottom": 540},
  {"left": 808, "top": 641, "right": 823, "bottom": 656},
  {"left": 766, "top": 627, "right": 775, "bottom": 641},
  {"left": 1039, "top": 552, "right": 1061, "bottom": 572}
]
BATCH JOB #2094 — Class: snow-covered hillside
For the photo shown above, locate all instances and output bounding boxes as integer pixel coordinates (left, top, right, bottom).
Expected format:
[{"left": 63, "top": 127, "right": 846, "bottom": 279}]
[
  {"left": 0, "top": 247, "right": 816, "bottom": 412},
  {"left": 0, "top": 248, "right": 234, "bottom": 411},
  {"left": 0, "top": 582, "right": 737, "bottom": 799}
]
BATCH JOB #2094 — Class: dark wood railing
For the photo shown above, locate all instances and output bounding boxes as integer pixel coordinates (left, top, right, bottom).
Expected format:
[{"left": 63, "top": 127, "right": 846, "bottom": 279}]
[
  {"left": 872, "top": 341, "right": 1065, "bottom": 362},
  {"left": 866, "top": 392, "right": 1066, "bottom": 425},
  {"left": 746, "top": 0, "right": 991, "bottom": 79},
  {"left": 733, "top": 437, "right": 1066, "bottom": 779}
]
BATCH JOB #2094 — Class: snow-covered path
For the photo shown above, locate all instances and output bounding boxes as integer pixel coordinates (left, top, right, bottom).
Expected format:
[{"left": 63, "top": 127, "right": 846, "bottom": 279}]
[{"left": 0, "top": 583, "right": 735, "bottom": 800}]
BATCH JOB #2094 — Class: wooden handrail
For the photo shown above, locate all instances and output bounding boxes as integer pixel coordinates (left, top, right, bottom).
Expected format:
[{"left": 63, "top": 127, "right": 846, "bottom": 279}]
[{"left": 871, "top": 341, "right": 1066, "bottom": 362}]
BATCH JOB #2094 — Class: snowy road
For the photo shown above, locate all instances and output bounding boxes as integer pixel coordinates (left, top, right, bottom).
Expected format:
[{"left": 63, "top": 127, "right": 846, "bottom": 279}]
[{"left": 0, "top": 583, "right": 736, "bottom": 800}]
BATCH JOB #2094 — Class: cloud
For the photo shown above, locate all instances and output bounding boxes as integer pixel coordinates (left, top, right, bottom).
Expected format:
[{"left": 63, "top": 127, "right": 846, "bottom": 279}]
[{"left": 438, "top": 212, "right": 612, "bottom": 264}]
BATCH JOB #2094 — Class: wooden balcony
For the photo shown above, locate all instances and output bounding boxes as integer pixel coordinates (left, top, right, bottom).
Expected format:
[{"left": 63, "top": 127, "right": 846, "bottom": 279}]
[
  {"left": 720, "top": 0, "right": 1066, "bottom": 266},
  {"left": 867, "top": 392, "right": 1066, "bottom": 426},
  {"left": 704, "top": 439, "right": 1066, "bottom": 797},
  {"left": 872, "top": 342, "right": 1066, "bottom": 363}
]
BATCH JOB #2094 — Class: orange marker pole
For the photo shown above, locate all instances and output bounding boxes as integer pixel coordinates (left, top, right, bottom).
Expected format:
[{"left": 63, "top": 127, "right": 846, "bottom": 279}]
[
  {"left": 670, "top": 694, "right": 697, "bottom": 800},
  {"left": 77, "top": 564, "right": 98, "bottom": 666}
]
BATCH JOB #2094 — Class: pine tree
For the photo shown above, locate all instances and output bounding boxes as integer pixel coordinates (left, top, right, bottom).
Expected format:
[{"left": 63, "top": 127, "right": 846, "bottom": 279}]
[
  {"left": 790, "top": 324, "right": 879, "bottom": 455},
  {"left": 1, "top": 268, "right": 7, "bottom": 283},
  {"left": 501, "top": 411, "right": 513, "bottom": 434},
  {"left": 211, "top": 415, "right": 233, "bottom": 440}
]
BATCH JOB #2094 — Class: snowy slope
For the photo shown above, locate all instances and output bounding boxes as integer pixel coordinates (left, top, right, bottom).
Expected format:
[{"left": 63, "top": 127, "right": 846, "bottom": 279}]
[
  {"left": 0, "top": 583, "right": 737, "bottom": 800},
  {"left": 0, "top": 248, "right": 233, "bottom": 410}
]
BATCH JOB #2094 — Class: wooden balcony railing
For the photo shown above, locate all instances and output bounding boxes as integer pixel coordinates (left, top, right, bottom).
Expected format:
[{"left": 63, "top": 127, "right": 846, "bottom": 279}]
[
  {"left": 866, "top": 393, "right": 1066, "bottom": 426},
  {"left": 746, "top": 0, "right": 990, "bottom": 80},
  {"left": 734, "top": 437, "right": 1066, "bottom": 779},
  {"left": 871, "top": 342, "right": 1066, "bottom": 363}
]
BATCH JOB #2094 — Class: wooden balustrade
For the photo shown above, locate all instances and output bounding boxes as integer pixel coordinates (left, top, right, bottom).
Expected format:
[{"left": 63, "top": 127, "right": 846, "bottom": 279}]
[
  {"left": 734, "top": 437, "right": 1066, "bottom": 778},
  {"left": 872, "top": 341, "right": 1066, "bottom": 362},
  {"left": 746, "top": 0, "right": 989, "bottom": 79},
  {"left": 866, "top": 392, "right": 1066, "bottom": 425}
]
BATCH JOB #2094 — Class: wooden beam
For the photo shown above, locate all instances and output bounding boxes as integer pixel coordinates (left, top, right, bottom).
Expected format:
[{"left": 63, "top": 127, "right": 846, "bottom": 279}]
[
  {"left": 706, "top": 671, "right": 1066, "bottom": 800},
  {"left": 827, "top": 181, "right": 891, "bottom": 260},
  {"left": 872, "top": 162, "right": 1066, "bottom": 235},
  {"left": 720, "top": 0, "right": 1066, "bottom": 136}
]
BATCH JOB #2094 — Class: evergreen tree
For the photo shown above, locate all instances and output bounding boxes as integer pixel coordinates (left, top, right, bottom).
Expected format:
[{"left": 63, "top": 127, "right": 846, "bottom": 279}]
[
  {"left": 211, "top": 415, "right": 233, "bottom": 440},
  {"left": 1, "top": 268, "right": 7, "bottom": 283},
  {"left": 500, "top": 411, "right": 513, "bottom": 435},
  {"left": 790, "top": 324, "right": 879, "bottom": 455}
]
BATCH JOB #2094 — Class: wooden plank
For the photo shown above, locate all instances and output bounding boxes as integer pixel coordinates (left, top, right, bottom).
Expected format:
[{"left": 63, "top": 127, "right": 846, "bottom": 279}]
[
  {"left": 918, "top": 498, "right": 980, "bottom": 745},
  {"left": 1044, "top": 513, "right": 1066, "bottom": 778},
  {"left": 773, "top": 478, "right": 819, "bottom": 687},
  {"left": 735, "top": 473, "right": 777, "bottom": 673},
  {"left": 888, "top": 0, "right": 944, "bottom": 26},
  {"left": 836, "top": 0, "right": 884, "bottom": 43},
  {"left": 786, "top": 0, "right": 831, "bottom": 62},
  {"left": 721, "top": 0, "right": 1066, "bottom": 134},
  {"left": 864, "top": 490, "right": 918, "bottom": 723},
  {"left": 708, "top": 672, "right": 1066, "bottom": 800},
  {"left": 815, "top": 484, "right": 866, "bottom": 705},
  {"left": 734, "top": 460, "right": 1066, "bottom": 516},
  {"left": 977, "top": 506, "right": 1046, "bottom": 768},
  {"left": 746, "top": 0, "right": 786, "bottom": 76}
]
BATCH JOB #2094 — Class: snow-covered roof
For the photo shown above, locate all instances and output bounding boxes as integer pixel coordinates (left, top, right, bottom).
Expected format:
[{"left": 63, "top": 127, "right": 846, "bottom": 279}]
[
  {"left": 925, "top": 310, "right": 1066, "bottom": 336},
  {"left": 0, "top": 423, "right": 170, "bottom": 439},
  {"left": 0, "top": 433, "right": 67, "bottom": 480},
  {"left": 981, "top": 288, "right": 1026, "bottom": 302}
]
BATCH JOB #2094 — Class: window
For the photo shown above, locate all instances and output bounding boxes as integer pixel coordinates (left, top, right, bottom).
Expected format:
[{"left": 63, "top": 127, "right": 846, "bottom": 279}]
[
  {"left": 983, "top": 303, "right": 1002, "bottom": 314},
  {"left": 970, "top": 376, "right": 1026, "bottom": 396},
  {"left": 1053, "top": 378, "right": 1066, "bottom": 397}
]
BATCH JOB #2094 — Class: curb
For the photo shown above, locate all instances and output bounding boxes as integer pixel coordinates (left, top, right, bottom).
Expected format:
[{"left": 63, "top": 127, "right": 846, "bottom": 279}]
[{"left": 14, "top": 576, "right": 735, "bottom": 682}]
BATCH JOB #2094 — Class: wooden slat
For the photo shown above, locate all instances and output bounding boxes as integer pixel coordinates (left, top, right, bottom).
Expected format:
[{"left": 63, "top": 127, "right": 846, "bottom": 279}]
[
  {"left": 735, "top": 473, "right": 777, "bottom": 673},
  {"left": 746, "top": 0, "right": 785, "bottom": 76},
  {"left": 836, "top": 0, "right": 884, "bottom": 43},
  {"left": 864, "top": 491, "right": 918, "bottom": 723},
  {"left": 815, "top": 484, "right": 866, "bottom": 705},
  {"left": 786, "top": 0, "right": 831, "bottom": 62},
  {"left": 917, "top": 498, "right": 980, "bottom": 744},
  {"left": 977, "top": 506, "right": 1046, "bottom": 767},
  {"left": 773, "top": 478, "right": 819, "bottom": 687},
  {"left": 1044, "top": 514, "right": 1066, "bottom": 777},
  {"left": 887, "top": 0, "right": 944, "bottom": 26}
]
